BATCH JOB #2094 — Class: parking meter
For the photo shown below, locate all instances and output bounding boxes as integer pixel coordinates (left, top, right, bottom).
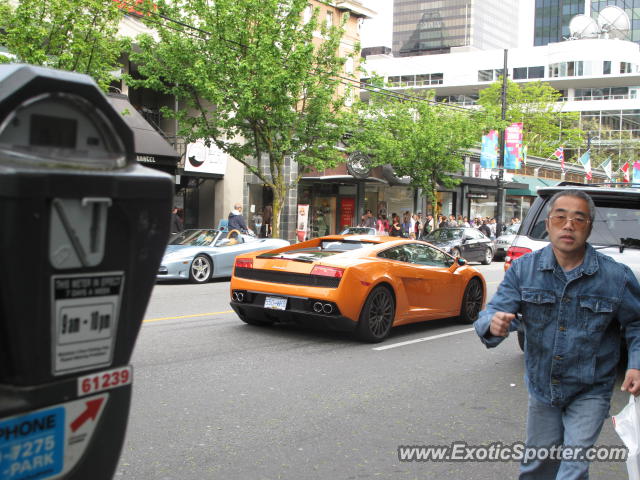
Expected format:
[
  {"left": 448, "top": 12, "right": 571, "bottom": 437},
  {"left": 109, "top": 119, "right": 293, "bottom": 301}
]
[{"left": 0, "top": 64, "right": 173, "bottom": 479}]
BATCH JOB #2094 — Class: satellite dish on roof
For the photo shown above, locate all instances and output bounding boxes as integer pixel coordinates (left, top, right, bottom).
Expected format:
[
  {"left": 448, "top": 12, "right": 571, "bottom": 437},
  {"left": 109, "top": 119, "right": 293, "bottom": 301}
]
[
  {"left": 569, "top": 15, "right": 599, "bottom": 39},
  {"left": 597, "top": 5, "right": 630, "bottom": 40},
  {"left": 567, "top": 7, "right": 630, "bottom": 40}
]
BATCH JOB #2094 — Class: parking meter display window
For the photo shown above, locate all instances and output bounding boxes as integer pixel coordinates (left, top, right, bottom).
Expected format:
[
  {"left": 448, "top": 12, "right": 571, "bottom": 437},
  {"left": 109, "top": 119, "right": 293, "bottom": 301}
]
[
  {"left": 0, "top": 94, "right": 126, "bottom": 170},
  {"left": 30, "top": 114, "right": 77, "bottom": 149}
]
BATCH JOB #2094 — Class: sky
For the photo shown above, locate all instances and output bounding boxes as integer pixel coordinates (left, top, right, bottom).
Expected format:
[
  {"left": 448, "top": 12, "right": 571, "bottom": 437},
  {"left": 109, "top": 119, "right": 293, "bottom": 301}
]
[{"left": 360, "top": 0, "right": 393, "bottom": 48}]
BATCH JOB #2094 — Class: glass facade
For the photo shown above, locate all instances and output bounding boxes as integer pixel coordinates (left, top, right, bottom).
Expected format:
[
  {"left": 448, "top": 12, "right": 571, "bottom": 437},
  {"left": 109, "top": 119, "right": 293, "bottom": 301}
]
[
  {"left": 534, "top": 0, "right": 584, "bottom": 46},
  {"left": 393, "top": 0, "right": 472, "bottom": 56}
]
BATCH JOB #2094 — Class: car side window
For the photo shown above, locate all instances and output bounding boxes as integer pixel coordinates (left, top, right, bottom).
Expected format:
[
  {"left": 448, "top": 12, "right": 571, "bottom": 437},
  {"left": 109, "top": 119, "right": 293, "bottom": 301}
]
[
  {"left": 378, "top": 245, "right": 410, "bottom": 263},
  {"left": 406, "top": 243, "right": 451, "bottom": 267}
]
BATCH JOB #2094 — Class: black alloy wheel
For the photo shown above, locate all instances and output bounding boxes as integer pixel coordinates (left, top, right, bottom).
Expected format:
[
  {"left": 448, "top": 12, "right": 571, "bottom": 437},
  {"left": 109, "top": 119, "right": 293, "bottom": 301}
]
[
  {"left": 459, "top": 278, "right": 484, "bottom": 324},
  {"left": 481, "top": 248, "right": 493, "bottom": 265},
  {"left": 356, "top": 286, "right": 395, "bottom": 343},
  {"left": 189, "top": 255, "right": 212, "bottom": 283}
]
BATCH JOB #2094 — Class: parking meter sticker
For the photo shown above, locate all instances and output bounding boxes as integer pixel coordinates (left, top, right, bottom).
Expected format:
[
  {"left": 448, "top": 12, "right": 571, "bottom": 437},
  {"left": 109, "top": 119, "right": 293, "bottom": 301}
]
[
  {"left": 0, "top": 407, "right": 64, "bottom": 480},
  {"left": 51, "top": 272, "right": 125, "bottom": 375},
  {"left": 0, "top": 394, "right": 108, "bottom": 480}
]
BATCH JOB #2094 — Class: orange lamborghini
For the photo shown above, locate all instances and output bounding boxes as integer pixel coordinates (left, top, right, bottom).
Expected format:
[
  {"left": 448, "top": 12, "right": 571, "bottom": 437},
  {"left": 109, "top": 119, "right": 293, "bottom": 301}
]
[{"left": 229, "top": 235, "right": 486, "bottom": 342}]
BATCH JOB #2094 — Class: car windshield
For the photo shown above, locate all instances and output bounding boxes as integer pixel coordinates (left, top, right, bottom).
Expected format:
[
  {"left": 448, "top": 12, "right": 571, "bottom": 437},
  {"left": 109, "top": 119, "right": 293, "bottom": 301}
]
[
  {"left": 320, "top": 240, "right": 376, "bottom": 251},
  {"left": 260, "top": 240, "right": 375, "bottom": 260},
  {"left": 169, "top": 230, "right": 220, "bottom": 246},
  {"left": 530, "top": 201, "right": 640, "bottom": 248},
  {"left": 503, "top": 224, "right": 519, "bottom": 235},
  {"left": 424, "top": 229, "right": 463, "bottom": 242},
  {"left": 341, "top": 227, "right": 374, "bottom": 235}
]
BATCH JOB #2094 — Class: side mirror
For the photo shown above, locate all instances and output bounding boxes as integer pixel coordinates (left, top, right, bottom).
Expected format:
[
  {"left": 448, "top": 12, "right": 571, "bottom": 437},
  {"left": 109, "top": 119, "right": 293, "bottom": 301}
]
[{"left": 457, "top": 257, "right": 467, "bottom": 266}]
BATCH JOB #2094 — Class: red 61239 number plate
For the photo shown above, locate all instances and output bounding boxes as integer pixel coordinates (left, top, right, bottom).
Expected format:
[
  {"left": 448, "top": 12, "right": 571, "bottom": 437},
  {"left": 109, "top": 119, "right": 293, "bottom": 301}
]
[{"left": 77, "top": 365, "right": 133, "bottom": 397}]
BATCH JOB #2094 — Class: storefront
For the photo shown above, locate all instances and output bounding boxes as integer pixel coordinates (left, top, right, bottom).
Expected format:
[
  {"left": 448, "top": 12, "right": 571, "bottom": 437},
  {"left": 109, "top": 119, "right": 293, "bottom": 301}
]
[{"left": 299, "top": 159, "right": 418, "bottom": 239}]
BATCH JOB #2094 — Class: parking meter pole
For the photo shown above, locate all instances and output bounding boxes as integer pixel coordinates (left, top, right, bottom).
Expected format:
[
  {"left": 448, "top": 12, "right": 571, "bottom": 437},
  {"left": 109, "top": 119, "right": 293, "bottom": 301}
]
[
  {"left": 496, "top": 49, "right": 509, "bottom": 237},
  {"left": 0, "top": 64, "right": 173, "bottom": 479}
]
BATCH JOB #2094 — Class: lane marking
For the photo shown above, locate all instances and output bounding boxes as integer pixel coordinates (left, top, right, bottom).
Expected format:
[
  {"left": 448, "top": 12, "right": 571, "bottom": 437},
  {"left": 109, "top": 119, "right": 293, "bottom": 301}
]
[
  {"left": 143, "top": 310, "right": 234, "bottom": 323},
  {"left": 373, "top": 327, "right": 475, "bottom": 351}
]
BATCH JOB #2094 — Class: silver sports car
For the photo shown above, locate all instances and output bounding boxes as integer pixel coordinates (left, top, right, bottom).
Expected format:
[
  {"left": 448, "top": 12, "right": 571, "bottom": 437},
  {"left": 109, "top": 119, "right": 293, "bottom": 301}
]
[{"left": 157, "top": 229, "right": 290, "bottom": 283}]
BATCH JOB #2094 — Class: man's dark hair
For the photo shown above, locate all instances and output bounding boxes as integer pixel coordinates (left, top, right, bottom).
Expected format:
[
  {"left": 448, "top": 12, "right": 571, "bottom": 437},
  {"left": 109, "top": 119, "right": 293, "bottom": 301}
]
[{"left": 547, "top": 190, "right": 596, "bottom": 223}]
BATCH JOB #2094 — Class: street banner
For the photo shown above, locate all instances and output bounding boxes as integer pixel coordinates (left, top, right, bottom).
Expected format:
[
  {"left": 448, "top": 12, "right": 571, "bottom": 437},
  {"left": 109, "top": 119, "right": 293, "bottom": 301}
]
[
  {"left": 296, "top": 204, "right": 309, "bottom": 242},
  {"left": 504, "top": 123, "right": 523, "bottom": 170},
  {"left": 621, "top": 162, "right": 630, "bottom": 183},
  {"left": 634, "top": 161, "right": 640, "bottom": 183},
  {"left": 578, "top": 150, "right": 592, "bottom": 180},
  {"left": 552, "top": 146, "right": 565, "bottom": 171},
  {"left": 600, "top": 158, "right": 612, "bottom": 181},
  {"left": 480, "top": 130, "right": 498, "bottom": 168}
]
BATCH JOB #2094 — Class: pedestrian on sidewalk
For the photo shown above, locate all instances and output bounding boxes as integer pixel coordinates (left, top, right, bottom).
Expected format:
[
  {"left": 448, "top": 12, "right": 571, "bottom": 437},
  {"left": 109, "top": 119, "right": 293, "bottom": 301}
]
[{"left": 474, "top": 190, "right": 640, "bottom": 479}]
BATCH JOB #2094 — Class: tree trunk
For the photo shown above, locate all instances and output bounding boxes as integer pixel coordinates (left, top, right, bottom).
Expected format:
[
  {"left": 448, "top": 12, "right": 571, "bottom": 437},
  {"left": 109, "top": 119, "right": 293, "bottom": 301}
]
[{"left": 270, "top": 181, "right": 287, "bottom": 239}]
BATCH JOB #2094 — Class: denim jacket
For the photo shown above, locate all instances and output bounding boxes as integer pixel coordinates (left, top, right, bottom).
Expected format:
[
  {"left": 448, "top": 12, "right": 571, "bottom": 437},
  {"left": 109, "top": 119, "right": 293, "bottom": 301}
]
[{"left": 474, "top": 244, "right": 640, "bottom": 406}]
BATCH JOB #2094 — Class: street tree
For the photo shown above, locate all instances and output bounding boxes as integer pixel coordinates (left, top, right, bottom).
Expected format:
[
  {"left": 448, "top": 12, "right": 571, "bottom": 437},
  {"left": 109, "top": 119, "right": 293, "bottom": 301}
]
[
  {"left": 0, "top": 0, "right": 128, "bottom": 90},
  {"left": 477, "top": 79, "right": 584, "bottom": 158},
  {"left": 346, "top": 93, "right": 484, "bottom": 214},
  {"left": 127, "top": 0, "right": 355, "bottom": 238}
]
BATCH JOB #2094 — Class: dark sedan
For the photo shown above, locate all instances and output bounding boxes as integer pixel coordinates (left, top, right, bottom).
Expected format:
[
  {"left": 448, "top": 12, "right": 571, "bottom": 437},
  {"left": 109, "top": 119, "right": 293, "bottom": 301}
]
[{"left": 423, "top": 227, "right": 494, "bottom": 265}]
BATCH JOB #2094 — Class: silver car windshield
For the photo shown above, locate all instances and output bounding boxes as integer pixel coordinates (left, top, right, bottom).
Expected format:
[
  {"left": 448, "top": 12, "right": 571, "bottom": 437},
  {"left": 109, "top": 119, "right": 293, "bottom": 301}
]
[{"left": 169, "top": 230, "right": 220, "bottom": 246}]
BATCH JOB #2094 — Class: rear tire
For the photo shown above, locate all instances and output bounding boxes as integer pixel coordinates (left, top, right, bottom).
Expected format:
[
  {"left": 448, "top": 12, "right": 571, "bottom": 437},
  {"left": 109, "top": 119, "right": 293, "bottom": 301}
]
[
  {"left": 459, "top": 278, "right": 484, "bottom": 324},
  {"left": 481, "top": 248, "right": 493, "bottom": 265},
  {"left": 356, "top": 286, "right": 395, "bottom": 343},
  {"left": 189, "top": 255, "right": 212, "bottom": 283}
]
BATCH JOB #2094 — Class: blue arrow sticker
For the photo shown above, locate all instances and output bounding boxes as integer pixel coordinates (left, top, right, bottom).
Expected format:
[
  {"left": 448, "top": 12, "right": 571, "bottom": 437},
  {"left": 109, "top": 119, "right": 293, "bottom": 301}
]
[{"left": 0, "top": 407, "right": 64, "bottom": 480}]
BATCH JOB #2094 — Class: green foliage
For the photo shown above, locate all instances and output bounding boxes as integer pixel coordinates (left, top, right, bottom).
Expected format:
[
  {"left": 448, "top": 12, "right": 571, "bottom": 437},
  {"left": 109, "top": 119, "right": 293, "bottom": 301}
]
[
  {"left": 127, "top": 0, "right": 354, "bottom": 237},
  {"left": 346, "top": 93, "right": 484, "bottom": 212},
  {"left": 1, "top": 0, "right": 127, "bottom": 89},
  {"left": 478, "top": 79, "right": 584, "bottom": 159}
]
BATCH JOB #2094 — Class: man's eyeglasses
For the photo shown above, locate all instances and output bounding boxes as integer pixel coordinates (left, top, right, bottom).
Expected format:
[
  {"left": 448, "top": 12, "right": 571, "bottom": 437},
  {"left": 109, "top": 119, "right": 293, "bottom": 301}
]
[{"left": 548, "top": 214, "right": 591, "bottom": 229}]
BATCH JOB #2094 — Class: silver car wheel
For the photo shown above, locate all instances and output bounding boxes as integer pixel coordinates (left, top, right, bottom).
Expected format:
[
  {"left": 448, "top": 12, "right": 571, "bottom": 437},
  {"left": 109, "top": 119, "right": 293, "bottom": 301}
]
[{"left": 190, "top": 255, "right": 212, "bottom": 283}]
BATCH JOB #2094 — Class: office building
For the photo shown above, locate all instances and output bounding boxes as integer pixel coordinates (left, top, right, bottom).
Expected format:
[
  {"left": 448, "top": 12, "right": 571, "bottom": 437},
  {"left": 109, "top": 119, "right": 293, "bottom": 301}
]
[{"left": 392, "top": 0, "right": 524, "bottom": 56}]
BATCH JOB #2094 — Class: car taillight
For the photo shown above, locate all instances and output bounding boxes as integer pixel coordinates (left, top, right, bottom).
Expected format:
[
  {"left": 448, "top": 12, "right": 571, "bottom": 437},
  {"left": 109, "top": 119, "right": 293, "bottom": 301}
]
[
  {"left": 504, "top": 247, "right": 533, "bottom": 262},
  {"left": 311, "top": 265, "right": 344, "bottom": 278},
  {"left": 234, "top": 258, "right": 253, "bottom": 269}
]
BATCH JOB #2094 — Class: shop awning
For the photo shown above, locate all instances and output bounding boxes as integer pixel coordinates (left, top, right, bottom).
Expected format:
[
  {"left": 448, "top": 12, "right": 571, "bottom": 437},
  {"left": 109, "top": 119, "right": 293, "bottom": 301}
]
[
  {"left": 107, "top": 93, "right": 180, "bottom": 167},
  {"left": 508, "top": 175, "right": 557, "bottom": 196}
]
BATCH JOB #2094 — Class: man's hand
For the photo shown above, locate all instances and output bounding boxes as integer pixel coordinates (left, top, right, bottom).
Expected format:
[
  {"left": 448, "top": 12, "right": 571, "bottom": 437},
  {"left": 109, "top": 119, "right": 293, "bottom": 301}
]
[
  {"left": 489, "top": 312, "right": 516, "bottom": 337},
  {"left": 621, "top": 369, "right": 640, "bottom": 396}
]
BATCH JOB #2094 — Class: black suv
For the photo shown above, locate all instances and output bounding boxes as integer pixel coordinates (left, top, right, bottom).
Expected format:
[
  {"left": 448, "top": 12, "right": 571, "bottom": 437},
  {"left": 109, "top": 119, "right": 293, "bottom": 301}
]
[{"left": 504, "top": 182, "right": 640, "bottom": 349}]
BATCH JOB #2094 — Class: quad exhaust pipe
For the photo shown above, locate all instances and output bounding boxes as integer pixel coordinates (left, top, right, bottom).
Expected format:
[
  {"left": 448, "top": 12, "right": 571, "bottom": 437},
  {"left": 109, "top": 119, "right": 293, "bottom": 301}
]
[
  {"left": 232, "top": 291, "right": 245, "bottom": 302},
  {"left": 313, "top": 301, "right": 334, "bottom": 314}
]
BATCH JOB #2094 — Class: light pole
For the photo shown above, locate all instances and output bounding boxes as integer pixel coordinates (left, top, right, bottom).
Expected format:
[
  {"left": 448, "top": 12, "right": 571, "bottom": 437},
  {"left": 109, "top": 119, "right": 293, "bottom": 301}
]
[{"left": 496, "top": 49, "right": 508, "bottom": 237}]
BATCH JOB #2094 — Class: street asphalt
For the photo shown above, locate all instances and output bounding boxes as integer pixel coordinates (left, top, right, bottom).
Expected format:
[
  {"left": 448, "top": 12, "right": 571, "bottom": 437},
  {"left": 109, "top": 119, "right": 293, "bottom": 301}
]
[{"left": 115, "top": 262, "right": 630, "bottom": 479}]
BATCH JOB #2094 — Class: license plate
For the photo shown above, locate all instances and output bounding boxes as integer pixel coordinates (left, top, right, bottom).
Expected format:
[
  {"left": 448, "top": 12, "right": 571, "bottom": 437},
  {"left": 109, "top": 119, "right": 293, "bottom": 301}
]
[{"left": 264, "top": 296, "right": 287, "bottom": 310}]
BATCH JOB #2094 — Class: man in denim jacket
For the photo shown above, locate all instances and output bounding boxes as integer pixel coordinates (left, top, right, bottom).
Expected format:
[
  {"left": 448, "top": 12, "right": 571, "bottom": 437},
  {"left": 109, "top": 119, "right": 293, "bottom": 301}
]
[{"left": 474, "top": 190, "right": 640, "bottom": 479}]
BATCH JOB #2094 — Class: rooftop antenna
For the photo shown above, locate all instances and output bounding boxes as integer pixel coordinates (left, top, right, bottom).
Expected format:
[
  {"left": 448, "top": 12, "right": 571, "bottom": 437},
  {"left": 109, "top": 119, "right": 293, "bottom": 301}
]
[
  {"left": 567, "top": 7, "right": 630, "bottom": 40},
  {"left": 568, "top": 14, "right": 598, "bottom": 40},
  {"left": 597, "top": 5, "right": 630, "bottom": 40}
]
